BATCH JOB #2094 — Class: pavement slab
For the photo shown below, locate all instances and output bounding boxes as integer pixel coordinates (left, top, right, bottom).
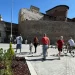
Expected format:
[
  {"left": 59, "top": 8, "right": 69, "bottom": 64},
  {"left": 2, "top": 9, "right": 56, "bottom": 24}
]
[{"left": 1, "top": 44, "right": 75, "bottom": 75}]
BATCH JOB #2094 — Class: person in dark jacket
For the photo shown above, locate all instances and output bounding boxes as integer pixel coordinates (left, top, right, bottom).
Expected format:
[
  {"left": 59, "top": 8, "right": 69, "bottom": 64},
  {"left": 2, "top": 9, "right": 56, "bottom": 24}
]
[{"left": 33, "top": 37, "right": 39, "bottom": 53}]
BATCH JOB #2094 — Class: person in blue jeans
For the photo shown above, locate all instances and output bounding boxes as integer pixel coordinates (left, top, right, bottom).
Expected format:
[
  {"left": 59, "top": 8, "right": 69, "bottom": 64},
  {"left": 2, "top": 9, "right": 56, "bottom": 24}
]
[
  {"left": 15, "top": 34, "right": 23, "bottom": 53},
  {"left": 41, "top": 33, "right": 50, "bottom": 60}
]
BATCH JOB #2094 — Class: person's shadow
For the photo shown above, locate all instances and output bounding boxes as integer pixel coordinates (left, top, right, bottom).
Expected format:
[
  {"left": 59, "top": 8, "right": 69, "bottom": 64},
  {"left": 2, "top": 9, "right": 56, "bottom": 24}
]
[{"left": 26, "top": 57, "right": 60, "bottom": 62}]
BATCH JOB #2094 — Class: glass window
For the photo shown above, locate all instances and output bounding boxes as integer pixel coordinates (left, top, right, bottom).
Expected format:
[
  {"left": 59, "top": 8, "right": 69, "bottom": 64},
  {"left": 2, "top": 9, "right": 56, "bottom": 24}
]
[{"left": 0, "top": 31, "right": 1, "bottom": 37}]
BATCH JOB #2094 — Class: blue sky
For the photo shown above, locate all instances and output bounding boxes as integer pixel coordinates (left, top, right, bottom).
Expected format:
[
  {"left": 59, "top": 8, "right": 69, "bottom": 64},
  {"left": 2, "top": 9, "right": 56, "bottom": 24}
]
[{"left": 0, "top": 0, "right": 75, "bottom": 24}]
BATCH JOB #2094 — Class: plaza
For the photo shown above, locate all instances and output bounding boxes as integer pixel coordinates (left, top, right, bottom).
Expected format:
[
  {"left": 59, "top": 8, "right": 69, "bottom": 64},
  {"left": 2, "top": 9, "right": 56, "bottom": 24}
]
[{"left": 1, "top": 43, "right": 75, "bottom": 75}]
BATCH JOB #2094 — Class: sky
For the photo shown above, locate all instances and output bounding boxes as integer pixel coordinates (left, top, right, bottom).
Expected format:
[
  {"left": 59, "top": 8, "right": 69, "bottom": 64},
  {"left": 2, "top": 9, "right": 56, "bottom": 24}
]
[{"left": 0, "top": 0, "right": 75, "bottom": 24}]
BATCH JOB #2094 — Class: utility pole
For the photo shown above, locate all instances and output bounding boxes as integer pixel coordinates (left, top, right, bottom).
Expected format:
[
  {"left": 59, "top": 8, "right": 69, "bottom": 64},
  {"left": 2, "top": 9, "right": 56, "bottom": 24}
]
[{"left": 10, "top": 0, "right": 13, "bottom": 42}]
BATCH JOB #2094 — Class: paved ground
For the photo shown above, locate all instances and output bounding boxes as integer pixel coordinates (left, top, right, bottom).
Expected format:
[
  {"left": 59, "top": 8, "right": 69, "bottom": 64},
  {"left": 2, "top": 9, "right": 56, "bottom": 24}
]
[{"left": 1, "top": 44, "right": 75, "bottom": 75}]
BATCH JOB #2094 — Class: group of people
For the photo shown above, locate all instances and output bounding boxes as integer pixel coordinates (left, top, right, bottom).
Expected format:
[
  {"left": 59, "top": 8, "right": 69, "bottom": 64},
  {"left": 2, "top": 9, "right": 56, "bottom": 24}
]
[
  {"left": 56, "top": 36, "right": 75, "bottom": 59},
  {"left": 14, "top": 33, "right": 75, "bottom": 60},
  {"left": 29, "top": 33, "right": 50, "bottom": 60},
  {"left": 14, "top": 33, "right": 50, "bottom": 60}
]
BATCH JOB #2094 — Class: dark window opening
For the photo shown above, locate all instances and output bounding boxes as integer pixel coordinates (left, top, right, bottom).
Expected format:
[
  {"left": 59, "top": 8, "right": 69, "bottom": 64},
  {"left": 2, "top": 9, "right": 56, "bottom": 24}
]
[{"left": 0, "top": 31, "right": 1, "bottom": 37}]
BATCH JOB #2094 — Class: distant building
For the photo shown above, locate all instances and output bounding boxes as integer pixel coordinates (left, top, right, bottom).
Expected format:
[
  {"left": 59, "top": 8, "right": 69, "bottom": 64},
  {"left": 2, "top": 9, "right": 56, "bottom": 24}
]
[
  {"left": 0, "top": 15, "right": 18, "bottom": 43},
  {"left": 4, "top": 22, "right": 18, "bottom": 43}
]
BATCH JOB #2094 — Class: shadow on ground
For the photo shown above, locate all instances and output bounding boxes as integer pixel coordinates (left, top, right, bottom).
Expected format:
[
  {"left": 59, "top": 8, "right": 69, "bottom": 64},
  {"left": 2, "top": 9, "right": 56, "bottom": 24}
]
[
  {"left": 27, "top": 54, "right": 42, "bottom": 57},
  {"left": 16, "top": 52, "right": 30, "bottom": 55},
  {"left": 26, "top": 57, "right": 59, "bottom": 61}
]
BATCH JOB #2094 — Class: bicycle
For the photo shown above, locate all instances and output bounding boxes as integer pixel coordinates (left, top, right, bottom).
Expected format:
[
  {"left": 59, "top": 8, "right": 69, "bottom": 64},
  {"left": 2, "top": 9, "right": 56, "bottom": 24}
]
[{"left": 63, "top": 45, "right": 75, "bottom": 57}]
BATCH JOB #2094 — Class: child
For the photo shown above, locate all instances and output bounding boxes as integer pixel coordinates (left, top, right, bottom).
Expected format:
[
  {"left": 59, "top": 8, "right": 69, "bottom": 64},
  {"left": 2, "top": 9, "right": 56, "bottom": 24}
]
[{"left": 29, "top": 41, "right": 33, "bottom": 53}]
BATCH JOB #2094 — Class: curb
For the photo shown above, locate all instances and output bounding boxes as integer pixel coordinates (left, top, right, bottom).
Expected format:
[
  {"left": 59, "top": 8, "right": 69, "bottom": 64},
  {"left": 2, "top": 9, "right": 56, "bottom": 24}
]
[{"left": 25, "top": 57, "right": 37, "bottom": 75}]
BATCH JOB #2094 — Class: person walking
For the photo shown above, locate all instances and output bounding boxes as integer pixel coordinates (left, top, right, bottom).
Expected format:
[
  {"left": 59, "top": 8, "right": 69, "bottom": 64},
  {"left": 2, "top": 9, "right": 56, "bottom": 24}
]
[
  {"left": 67, "top": 37, "right": 75, "bottom": 53},
  {"left": 29, "top": 41, "right": 33, "bottom": 53},
  {"left": 33, "top": 36, "right": 39, "bottom": 53},
  {"left": 15, "top": 34, "right": 23, "bottom": 53},
  {"left": 56, "top": 36, "right": 64, "bottom": 60},
  {"left": 41, "top": 33, "right": 50, "bottom": 60}
]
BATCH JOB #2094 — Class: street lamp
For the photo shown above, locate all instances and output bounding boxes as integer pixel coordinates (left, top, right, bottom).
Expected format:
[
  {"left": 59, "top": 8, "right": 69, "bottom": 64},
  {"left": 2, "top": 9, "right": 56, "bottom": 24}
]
[{"left": 10, "top": 0, "right": 13, "bottom": 42}]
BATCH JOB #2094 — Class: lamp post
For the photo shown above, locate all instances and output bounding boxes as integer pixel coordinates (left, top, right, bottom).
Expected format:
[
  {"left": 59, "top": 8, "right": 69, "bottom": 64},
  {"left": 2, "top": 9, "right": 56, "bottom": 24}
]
[{"left": 10, "top": 0, "right": 13, "bottom": 42}]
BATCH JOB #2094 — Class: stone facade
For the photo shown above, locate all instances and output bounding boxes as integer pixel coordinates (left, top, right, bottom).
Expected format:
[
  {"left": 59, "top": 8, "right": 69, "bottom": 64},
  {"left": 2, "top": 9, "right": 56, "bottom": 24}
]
[
  {"left": 18, "top": 5, "right": 75, "bottom": 44},
  {"left": 18, "top": 20, "right": 75, "bottom": 44},
  {"left": 0, "top": 21, "right": 6, "bottom": 42},
  {"left": 46, "top": 5, "right": 69, "bottom": 21},
  {"left": 18, "top": 8, "right": 43, "bottom": 23},
  {"left": 30, "top": 5, "right": 40, "bottom": 13}
]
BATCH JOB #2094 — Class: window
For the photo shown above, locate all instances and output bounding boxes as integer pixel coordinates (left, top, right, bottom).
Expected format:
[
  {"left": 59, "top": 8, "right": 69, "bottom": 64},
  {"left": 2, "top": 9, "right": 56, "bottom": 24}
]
[{"left": 0, "top": 31, "right": 1, "bottom": 37}]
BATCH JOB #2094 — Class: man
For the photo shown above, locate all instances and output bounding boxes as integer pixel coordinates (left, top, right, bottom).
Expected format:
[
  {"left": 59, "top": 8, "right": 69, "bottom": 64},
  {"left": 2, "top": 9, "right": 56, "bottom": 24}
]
[
  {"left": 56, "top": 36, "right": 64, "bottom": 60},
  {"left": 41, "top": 33, "right": 50, "bottom": 60},
  {"left": 15, "top": 34, "right": 23, "bottom": 53},
  {"left": 68, "top": 37, "right": 75, "bottom": 53}
]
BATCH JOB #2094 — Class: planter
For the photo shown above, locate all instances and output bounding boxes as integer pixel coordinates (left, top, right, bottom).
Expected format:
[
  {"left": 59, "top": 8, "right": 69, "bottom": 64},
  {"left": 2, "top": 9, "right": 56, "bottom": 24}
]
[
  {"left": 0, "top": 43, "right": 31, "bottom": 75},
  {"left": 13, "top": 57, "right": 31, "bottom": 75},
  {"left": 0, "top": 57, "right": 31, "bottom": 75}
]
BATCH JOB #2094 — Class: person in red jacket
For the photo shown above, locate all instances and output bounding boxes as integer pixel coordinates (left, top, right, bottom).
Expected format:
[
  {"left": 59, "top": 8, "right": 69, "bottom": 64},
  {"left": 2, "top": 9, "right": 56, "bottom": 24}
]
[
  {"left": 41, "top": 33, "right": 50, "bottom": 60},
  {"left": 57, "top": 36, "right": 64, "bottom": 60}
]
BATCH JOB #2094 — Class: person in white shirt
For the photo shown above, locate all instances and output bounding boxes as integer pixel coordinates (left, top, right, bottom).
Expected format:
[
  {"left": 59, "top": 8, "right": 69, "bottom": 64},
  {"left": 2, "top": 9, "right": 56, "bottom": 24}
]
[
  {"left": 15, "top": 34, "right": 23, "bottom": 53},
  {"left": 68, "top": 37, "right": 75, "bottom": 53},
  {"left": 68, "top": 37, "right": 75, "bottom": 46}
]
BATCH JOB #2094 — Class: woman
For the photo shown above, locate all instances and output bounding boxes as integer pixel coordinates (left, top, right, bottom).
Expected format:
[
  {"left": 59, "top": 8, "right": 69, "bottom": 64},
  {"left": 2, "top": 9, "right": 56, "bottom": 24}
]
[{"left": 33, "top": 37, "right": 39, "bottom": 53}]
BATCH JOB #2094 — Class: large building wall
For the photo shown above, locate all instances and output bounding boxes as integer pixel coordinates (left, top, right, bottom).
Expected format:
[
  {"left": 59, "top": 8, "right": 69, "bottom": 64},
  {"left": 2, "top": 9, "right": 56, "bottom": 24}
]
[
  {"left": 18, "top": 20, "right": 75, "bottom": 44},
  {"left": 18, "top": 5, "right": 75, "bottom": 44}
]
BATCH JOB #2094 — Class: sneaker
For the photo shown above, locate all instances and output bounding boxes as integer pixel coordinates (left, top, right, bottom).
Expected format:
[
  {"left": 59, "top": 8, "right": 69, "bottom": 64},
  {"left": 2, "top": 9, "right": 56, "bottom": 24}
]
[
  {"left": 42, "top": 58, "right": 46, "bottom": 61},
  {"left": 69, "top": 51, "right": 71, "bottom": 53},
  {"left": 58, "top": 57, "right": 60, "bottom": 60}
]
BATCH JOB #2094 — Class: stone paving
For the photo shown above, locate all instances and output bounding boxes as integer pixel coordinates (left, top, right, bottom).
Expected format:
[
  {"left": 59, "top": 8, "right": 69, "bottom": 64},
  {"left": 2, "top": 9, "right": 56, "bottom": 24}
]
[
  {"left": 25, "top": 46, "right": 75, "bottom": 75},
  {"left": 1, "top": 44, "right": 75, "bottom": 75}
]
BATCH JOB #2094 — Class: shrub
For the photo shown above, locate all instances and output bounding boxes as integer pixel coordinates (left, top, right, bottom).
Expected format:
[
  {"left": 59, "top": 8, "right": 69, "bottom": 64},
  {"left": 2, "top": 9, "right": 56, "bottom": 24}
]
[{"left": 6, "top": 42, "right": 15, "bottom": 60}]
